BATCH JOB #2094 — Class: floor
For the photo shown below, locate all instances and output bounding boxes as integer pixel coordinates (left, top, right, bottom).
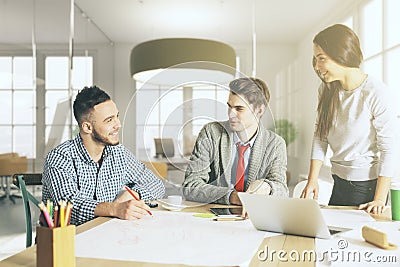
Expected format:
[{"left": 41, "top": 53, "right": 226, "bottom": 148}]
[
  {"left": 0, "top": 172, "right": 295, "bottom": 261},
  {"left": 0, "top": 184, "right": 42, "bottom": 261}
]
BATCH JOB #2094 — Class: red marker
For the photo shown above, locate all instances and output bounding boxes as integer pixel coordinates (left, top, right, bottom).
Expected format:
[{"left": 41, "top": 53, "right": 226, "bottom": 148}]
[{"left": 124, "top": 186, "right": 153, "bottom": 216}]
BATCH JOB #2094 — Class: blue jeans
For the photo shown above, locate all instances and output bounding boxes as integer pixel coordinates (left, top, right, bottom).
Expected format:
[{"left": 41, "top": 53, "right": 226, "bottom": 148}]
[{"left": 329, "top": 175, "right": 377, "bottom": 206}]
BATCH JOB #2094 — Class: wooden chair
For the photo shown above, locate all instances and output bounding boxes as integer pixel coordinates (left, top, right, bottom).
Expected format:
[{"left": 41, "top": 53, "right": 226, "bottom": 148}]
[
  {"left": 142, "top": 161, "right": 168, "bottom": 179},
  {"left": 12, "top": 173, "right": 42, "bottom": 247},
  {"left": 0, "top": 153, "right": 27, "bottom": 203}
]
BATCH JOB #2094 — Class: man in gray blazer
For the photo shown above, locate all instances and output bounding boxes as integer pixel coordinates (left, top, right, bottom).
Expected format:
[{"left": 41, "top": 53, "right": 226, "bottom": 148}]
[{"left": 183, "top": 77, "right": 288, "bottom": 205}]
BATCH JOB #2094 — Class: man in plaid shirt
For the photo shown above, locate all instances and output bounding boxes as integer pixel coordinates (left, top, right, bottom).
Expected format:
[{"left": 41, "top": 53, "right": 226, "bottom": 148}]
[{"left": 42, "top": 86, "right": 165, "bottom": 225}]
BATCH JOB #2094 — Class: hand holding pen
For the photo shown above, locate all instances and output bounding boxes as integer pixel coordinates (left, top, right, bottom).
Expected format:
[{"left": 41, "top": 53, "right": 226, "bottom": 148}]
[{"left": 124, "top": 186, "right": 153, "bottom": 216}]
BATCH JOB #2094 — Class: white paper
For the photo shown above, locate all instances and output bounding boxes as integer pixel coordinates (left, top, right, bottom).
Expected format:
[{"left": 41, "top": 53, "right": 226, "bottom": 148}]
[
  {"left": 75, "top": 211, "right": 267, "bottom": 266},
  {"left": 321, "top": 209, "right": 375, "bottom": 229},
  {"left": 316, "top": 221, "right": 400, "bottom": 267}
]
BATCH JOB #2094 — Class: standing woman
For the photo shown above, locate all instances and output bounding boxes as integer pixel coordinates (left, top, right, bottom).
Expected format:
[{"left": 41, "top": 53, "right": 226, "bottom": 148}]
[{"left": 301, "top": 24, "right": 397, "bottom": 214}]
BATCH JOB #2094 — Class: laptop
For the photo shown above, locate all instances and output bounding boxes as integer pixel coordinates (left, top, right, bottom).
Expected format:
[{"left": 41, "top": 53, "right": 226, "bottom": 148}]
[{"left": 238, "top": 193, "right": 340, "bottom": 239}]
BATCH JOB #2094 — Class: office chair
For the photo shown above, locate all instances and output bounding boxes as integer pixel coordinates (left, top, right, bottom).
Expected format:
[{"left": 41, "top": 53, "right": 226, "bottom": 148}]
[
  {"left": 154, "top": 138, "right": 175, "bottom": 158},
  {"left": 0, "top": 153, "right": 27, "bottom": 203},
  {"left": 292, "top": 179, "right": 333, "bottom": 206},
  {"left": 12, "top": 173, "right": 42, "bottom": 248}
]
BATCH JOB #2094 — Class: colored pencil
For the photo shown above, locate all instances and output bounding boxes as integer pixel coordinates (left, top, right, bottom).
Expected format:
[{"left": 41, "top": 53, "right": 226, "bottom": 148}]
[
  {"left": 124, "top": 186, "right": 153, "bottom": 216},
  {"left": 49, "top": 201, "right": 53, "bottom": 219},
  {"left": 39, "top": 202, "right": 54, "bottom": 228},
  {"left": 53, "top": 205, "right": 59, "bottom": 227},
  {"left": 46, "top": 200, "right": 51, "bottom": 214},
  {"left": 60, "top": 201, "right": 65, "bottom": 227},
  {"left": 64, "top": 202, "right": 73, "bottom": 226}
]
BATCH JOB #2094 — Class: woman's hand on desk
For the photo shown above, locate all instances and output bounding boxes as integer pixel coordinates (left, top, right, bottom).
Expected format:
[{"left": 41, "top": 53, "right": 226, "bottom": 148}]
[
  {"left": 358, "top": 199, "right": 385, "bottom": 214},
  {"left": 300, "top": 180, "right": 319, "bottom": 200},
  {"left": 359, "top": 176, "right": 390, "bottom": 214}
]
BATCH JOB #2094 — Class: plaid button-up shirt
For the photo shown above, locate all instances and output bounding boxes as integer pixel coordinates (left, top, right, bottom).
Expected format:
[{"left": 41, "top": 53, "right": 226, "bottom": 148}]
[{"left": 42, "top": 134, "right": 165, "bottom": 225}]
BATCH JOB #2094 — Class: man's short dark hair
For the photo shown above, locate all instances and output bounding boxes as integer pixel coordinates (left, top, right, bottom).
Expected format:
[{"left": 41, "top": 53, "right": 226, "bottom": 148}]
[
  {"left": 73, "top": 85, "right": 111, "bottom": 126},
  {"left": 229, "top": 77, "right": 270, "bottom": 108}
]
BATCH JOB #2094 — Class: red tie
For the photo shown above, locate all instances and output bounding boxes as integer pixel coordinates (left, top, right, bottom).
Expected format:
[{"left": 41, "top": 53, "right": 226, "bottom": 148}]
[{"left": 235, "top": 142, "right": 250, "bottom": 192}]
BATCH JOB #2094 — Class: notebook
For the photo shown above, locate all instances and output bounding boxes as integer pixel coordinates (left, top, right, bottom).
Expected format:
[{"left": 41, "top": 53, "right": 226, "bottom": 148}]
[{"left": 238, "top": 193, "right": 336, "bottom": 239}]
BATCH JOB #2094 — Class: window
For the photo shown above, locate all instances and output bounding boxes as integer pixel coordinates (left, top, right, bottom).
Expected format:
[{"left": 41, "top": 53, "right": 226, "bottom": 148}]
[
  {"left": 0, "top": 56, "right": 36, "bottom": 157},
  {"left": 360, "top": 0, "right": 400, "bottom": 114},
  {"left": 361, "top": 0, "right": 383, "bottom": 59},
  {"left": 44, "top": 56, "right": 93, "bottom": 153},
  {"left": 0, "top": 55, "right": 93, "bottom": 159},
  {"left": 136, "top": 82, "right": 229, "bottom": 158}
]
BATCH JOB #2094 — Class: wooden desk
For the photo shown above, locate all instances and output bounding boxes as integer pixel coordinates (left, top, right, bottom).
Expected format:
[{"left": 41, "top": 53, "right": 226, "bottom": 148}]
[{"left": 0, "top": 203, "right": 392, "bottom": 267}]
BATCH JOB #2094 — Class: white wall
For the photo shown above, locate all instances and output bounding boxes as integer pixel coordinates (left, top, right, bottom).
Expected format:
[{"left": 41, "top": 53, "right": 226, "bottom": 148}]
[
  {"left": 112, "top": 44, "right": 136, "bottom": 153},
  {"left": 288, "top": 33, "right": 323, "bottom": 183},
  {"left": 231, "top": 43, "right": 297, "bottom": 91},
  {"left": 228, "top": 42, "right": 297, "bottom": 134}
]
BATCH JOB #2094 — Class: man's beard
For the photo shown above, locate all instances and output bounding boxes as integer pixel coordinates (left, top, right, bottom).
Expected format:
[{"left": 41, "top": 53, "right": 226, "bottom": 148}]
[{"left": 92, "top": 128, "right": 119, "bottom": 146}]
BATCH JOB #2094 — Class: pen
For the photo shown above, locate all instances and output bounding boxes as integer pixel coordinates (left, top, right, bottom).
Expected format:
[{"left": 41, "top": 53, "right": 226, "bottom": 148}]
[
  {"left": 124, "top": 186, "right": 153, "bottom": 216},
  {"left": 213, "top": 217, "right": 245, "bottom": 221}
]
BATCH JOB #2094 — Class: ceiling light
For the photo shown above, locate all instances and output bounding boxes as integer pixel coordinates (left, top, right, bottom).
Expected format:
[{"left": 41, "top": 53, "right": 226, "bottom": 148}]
[{"left": 130, "top": 38, "right": 236, "bottom": 86}]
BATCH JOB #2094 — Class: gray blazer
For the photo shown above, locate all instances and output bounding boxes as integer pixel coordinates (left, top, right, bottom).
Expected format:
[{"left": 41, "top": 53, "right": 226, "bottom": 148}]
[{"left": 183, "top": 121, "right": 288, "bottom": 204}]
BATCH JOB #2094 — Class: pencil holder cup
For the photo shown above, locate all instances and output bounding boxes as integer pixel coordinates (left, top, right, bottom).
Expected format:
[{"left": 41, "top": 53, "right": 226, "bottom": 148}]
[{"left": 36, "top": 225, "right": 76, "bottom": 267}]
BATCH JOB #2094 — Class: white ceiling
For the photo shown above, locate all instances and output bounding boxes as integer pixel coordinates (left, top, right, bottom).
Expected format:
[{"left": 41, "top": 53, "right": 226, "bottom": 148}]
[{"left": 0, "top": 0, "right": 357, "bottom": 46}]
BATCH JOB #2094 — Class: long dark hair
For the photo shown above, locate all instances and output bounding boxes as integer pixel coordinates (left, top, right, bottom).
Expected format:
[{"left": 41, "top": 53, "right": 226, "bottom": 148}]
[{"left": 313, "top": 24, "right": 363, "bottom": 139}]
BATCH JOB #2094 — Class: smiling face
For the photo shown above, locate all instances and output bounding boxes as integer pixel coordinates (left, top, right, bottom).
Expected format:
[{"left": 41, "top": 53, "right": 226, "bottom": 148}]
[
  {"left": 89, "top": 100, "right": 121, "bottom": 146},
  {"left": 227, "top": 92, "right": 263, "bottom": 138},
  {"left": 313, "top": 43, "right": 346, "bottom": 83}
]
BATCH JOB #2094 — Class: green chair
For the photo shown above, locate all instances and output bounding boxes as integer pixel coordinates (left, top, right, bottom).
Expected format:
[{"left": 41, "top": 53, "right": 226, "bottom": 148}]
[{"left": 12, "top": 173, "right": 42, "bottom": 248}]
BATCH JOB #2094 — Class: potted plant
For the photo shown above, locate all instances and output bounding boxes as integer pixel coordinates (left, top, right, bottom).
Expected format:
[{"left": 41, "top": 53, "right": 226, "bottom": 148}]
[
  {"left": 269, "top": 119, "right": 297, "bottom": 185},
  {"left": 271, "top": 119, "right": 297, "bottom": 148}
]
